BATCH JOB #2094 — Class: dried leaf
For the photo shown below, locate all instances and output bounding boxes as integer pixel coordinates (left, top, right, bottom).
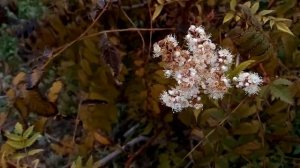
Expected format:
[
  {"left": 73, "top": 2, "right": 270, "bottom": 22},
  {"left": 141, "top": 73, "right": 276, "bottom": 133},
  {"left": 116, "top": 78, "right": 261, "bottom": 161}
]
[
  {"left": 259, "top": 10, "right": 274, "bottom": 16},
  {"left": 223, "top": 12, "right": 234, "bottom": 23},
  {"left": 27, "top": 68, "right": 44, "bottom": 89},
  {"left": 0, "top": 113, "right": 7, "bottom": 128},
  {"left": 100, "top": 35, "right": 121, "bottom": 77},
  {"left": 12, "top": 72, "right": 26, "bottom": 86},
  {"left": 94, "top": 132, "right": 111, "bottom": 145},
  {"left": 250, "top": 2, "right": 259, "bottom": 14},
  {"left": 47, "top": 80, "right": 63, "bottom": 103},
  {"left": 276, "top": 22, "right": 294, "bottom": 36},
  {"left": 24, "top": 89, "right": 58, "bottom": 117},
  {"left": 230, "top": 0, "right": 237, "bottom": 11},
  {"left": 152, "top": 4, "right": 163, "bottom": 21}
]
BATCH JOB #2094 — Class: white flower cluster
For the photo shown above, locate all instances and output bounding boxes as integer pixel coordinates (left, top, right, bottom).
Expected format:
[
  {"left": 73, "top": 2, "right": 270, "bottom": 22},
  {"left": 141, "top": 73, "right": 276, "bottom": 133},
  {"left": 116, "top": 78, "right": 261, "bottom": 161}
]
[
  {"left": 233, "top": 72, "right": 263, "bottom": 95},
  {"left": 153, "top": 25, "right": 262, "bottom": 112}
]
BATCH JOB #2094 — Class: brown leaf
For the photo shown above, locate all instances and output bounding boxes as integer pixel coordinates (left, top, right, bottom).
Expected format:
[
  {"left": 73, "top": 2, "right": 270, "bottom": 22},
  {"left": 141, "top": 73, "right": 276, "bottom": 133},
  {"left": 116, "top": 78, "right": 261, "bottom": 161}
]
[
  {"left": 47, "top": 80, "right": 64, "bottom": 103},
  {"left": 12, "top": 72, "right": 26, "bottom": 86},
  {"left": 100, "top": 35, "right": 121, "bottom": 77},
  {"left": 93, "top": 132, "right": 111, "bottom": 145},
  {"left": 234, "top": 141, "right": 261, "bottom": 155},
  {"left": 23, "top": 89, "right": 58, "bottom": 117},
  {"left": 27, "top": 68, "right": 44, "bottom": 89}
]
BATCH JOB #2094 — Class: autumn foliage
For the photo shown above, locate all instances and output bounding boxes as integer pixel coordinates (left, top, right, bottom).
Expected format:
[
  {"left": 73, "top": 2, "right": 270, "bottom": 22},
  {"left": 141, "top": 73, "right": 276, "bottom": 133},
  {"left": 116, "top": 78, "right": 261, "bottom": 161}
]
[{"left": 0, "top": 0, "right": 300, "bottom": 167}]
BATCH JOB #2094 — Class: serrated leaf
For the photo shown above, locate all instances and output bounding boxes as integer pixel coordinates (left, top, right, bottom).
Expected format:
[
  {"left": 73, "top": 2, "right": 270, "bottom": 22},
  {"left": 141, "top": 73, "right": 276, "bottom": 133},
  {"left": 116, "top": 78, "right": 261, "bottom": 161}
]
[
  {"left": 250, "top": 2, "right": 260, "bottom": 14},
  {"left": 233, "top": 120, "right": 260, "bottom": 135},
  {"left": 5, "top": 132, "right": 23, "bottom": 141},
  {"left": 228, "top": 60, "right": 256, "bottom": 78},
  {"left": 276, "top": 22, "right": 294, "bottom": 36},
  {"left": 7, "top": 140, "right": 26, "bottom": 150},
  {"left": 23, "top": 126, "right": 34, "bottom": 139},
  {"left": 259, "top": 10, "right": 274, "bottom": 16},
  {"left": 25, "top": 133, "right": 41, "bottom": 147},
  {"left": 230, "top": 0, "right": 237, "bottom": 11},
  {"left": 12, "top": 152, "right": 27, "bottom": 160},
  {"left": 27, "top": 149, "right": 44, "bottom": 156},
  {"left": 14, "top": 123, "right": 23, "bottom": 135},
  {"left": 273, "top": 78, "right": 293, "bottom": 86},
  {"left": 223, "top": 12, "right": 234, "bottom": 23},
  {"left": 270, "top": 85, "right": 293, "bottom": 104},
  {"left": 152, "top": 4, "right": 163, "bottom": 21}
]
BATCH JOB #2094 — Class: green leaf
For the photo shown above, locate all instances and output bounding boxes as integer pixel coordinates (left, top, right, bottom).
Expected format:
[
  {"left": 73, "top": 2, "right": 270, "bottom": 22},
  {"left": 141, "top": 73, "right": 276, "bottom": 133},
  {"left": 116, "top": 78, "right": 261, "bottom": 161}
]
[
  {"left": 259, "top": 10, "right": 274, "bottom": 16},
  {"left": 5, "top": 132, "right": 23, "bottom": 141},
  {"left": 215, "top": 156, "right": 229, "bottom": 168},
  {"left": 27, "top": 149, "right": 44, "bottom": 156},
  {"left": 270, "top": 85, "right": 294, "bottom": 104},
  {"left": 228, "top": 60, "right": 256, "bottom": 78},
  {"left": 7, "top": 140, "right": 26, "bottom": 150},
  {"left": 233, "top": 120, "right": 260, "bottom": 135},
  {"left": 270, "top": 20, "right": 275, "bottom": 29},
  {"left": 152, "top": 4, "right": 164, "bottom": 21},
  {"left": 14, "top": 123, "right": 23, "bottom": 135},
  {"left": 230, "top": 0, "right": 237, "bottom": 11},
  {"left": 276, "top": 22, "right": 294, "bottom": 36},
  {"left": 272, "top": 78, "right": 293, "bottom": 86},
  {"left": 25, "top": 133, "right": 41, "bottom": 147},
  {"left": 12, "top": 152, "right": 27, "bottom": 160},
  {"left": 86, "top": 156, "right": 94, "bottom": 168},
  {"left": 223, "top": 12, "right": 234, "bottom": 23},
  {"left": 23, "top": 126, "right": 34, "bottom": 139},
  {"left": 250, "top": 2, "right": 260, "bottom": 14}
]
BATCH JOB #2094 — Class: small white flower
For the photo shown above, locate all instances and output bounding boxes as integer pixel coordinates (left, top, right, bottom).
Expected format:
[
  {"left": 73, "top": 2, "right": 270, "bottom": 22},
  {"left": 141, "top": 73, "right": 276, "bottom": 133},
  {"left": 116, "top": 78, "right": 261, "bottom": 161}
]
[
  {"left": 174, "top": 51, "right": 181, "bottom": 57},
  {"left": 166, "top": 35, "right": 178, "bottom": 47},
  {"left": 153, "top": 43, "right": 161, "bottom": 58},
  {"left": 164, "top": 70, "right": 172, "bottom": 78}
]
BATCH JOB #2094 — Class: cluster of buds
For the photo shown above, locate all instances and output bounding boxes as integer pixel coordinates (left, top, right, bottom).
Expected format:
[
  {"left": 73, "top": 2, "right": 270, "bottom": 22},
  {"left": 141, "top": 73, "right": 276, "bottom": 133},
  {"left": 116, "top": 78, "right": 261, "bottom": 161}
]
[{"left": 153, "top": 25, "right": 262, "bottom": 112}]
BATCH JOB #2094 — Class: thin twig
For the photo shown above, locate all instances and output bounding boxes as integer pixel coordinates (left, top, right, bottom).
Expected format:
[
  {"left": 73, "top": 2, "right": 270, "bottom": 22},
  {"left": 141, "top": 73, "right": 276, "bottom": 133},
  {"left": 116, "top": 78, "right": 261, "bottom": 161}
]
[
  {"left": 93, "top": 136, "right": 148, "bottom": 167},
  {"left": 180, "top": 98, "right": 248, "bottom": 163},
  {"left": 82, "top": 27, "right": 175, "bottom": 40},
  {"left": 119, "top": 2, "right": 145, "bottom": 53},
  {"left": 124, "top": 129, "right": 162, "bottom": 168},
  {"left": 42, "top": 1, "right": 110, "bottom": 70}
]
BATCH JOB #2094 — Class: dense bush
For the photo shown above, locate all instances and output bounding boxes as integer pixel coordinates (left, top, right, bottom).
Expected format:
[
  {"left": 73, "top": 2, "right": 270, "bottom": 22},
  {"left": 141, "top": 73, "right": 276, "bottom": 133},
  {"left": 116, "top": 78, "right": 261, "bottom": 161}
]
[{"left": 0, "top": 0, "right": 300, "bottom": 167}]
